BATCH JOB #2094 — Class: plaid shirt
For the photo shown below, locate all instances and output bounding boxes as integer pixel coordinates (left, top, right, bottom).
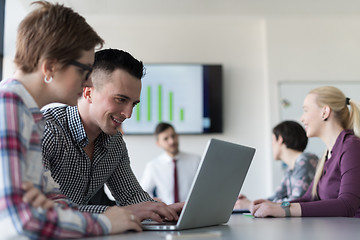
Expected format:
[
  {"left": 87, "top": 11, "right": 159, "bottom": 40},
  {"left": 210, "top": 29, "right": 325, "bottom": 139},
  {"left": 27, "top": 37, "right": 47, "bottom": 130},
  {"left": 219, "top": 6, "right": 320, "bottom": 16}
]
[
  {"left": 42, "top": 105, "right": 153, "bottom": 214},
  {"left": 0, "top": 79, "right": 110, "bottom": 239}
]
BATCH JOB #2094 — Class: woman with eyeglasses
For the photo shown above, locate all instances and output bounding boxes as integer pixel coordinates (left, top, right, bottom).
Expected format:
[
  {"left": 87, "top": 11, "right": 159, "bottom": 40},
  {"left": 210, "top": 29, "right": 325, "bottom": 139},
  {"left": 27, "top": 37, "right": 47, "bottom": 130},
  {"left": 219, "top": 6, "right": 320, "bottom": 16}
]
[
  {"left": 0, "top": 1, "right": 142, "bottom": 238},
  {"left": 250, "top": 86, "right": 360, "bottom": 218}
]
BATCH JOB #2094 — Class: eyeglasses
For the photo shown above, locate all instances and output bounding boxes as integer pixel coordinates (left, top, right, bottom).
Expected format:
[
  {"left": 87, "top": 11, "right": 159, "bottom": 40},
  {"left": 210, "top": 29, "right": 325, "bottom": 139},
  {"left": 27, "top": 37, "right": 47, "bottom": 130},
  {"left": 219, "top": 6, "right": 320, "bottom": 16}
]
[{"left": 69, "top": 60, "right": 93, "bottom": 81}]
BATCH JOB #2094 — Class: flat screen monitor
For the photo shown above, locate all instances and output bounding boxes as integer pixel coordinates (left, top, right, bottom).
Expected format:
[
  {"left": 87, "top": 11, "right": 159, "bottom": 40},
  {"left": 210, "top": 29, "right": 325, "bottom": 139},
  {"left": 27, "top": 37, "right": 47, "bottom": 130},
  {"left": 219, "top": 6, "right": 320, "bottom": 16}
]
[{"left": 122, "top": 64, "right": 223, "bottom": 134}]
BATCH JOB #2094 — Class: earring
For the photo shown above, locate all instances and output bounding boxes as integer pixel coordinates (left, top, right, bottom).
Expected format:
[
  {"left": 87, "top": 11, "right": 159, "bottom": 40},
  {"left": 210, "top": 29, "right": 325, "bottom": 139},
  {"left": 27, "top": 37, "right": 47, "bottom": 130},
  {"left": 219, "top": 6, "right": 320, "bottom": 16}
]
[{"left": 44, "top": 76, "right": 53, "bottom": 84}]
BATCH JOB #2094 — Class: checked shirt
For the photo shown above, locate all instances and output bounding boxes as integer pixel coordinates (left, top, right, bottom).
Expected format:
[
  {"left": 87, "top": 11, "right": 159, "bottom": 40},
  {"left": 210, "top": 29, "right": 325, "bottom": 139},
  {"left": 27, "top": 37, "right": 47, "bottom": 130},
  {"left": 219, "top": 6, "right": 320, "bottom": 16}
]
[{"left": 42, "top": 105, "right": 153, "bottom": 214}]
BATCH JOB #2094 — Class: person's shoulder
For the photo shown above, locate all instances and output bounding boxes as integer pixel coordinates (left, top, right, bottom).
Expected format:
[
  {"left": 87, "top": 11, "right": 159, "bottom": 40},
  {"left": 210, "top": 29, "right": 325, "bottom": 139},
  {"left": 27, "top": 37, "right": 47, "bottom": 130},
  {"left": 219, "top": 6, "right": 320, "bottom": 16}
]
[
  {"left": 42, "top": 105, "right": 71, "bottom": 136},
  {"left": 0, "top": 90, "right": 30, "bottom": 117},
  {"left": 296, "top": 152, "right": 319, "bottom": 170},
  {"left": 42, "top": 104, "right": 68, "bottom": 121},
  {"left": 178, "top": 152, "right": 201, "bottom": 161},
  {"left": 179, "top": 152, "right": 201, "bottom": 165},
  {"left": 336, "top": 131, "right": 360, "bottom": 167},
  {"left": 153, "top": 153, "right": 167, "bottom": 162},
  {"left": 144, "top": 155, "right": 164, "bottom": 170},
  {"left": 344, "top": 131, "right": 360, "bottom": 143},
  {"left": 341, "top": 131, "right": 360, "bottom": 153},
  {"left": 0, "top": 89, "right": 25, "bottom": 106},
  {"left": 301, "top": 152, "right": 319, "bottom": 161}
]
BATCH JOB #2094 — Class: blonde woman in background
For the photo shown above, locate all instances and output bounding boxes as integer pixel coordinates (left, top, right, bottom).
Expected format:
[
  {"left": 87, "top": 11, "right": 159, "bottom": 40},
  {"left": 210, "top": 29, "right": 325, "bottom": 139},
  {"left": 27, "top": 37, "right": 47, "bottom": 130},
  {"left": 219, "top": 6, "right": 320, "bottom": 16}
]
[{"left": 251, "top": 86, "right": 360, "bottom": 218}]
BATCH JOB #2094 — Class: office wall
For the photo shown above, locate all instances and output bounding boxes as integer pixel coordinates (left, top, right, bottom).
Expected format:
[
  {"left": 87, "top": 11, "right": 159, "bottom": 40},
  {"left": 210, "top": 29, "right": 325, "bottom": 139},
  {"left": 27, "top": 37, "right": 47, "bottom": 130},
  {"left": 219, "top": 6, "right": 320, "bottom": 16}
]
[
  {"left": 266, "top": 16, "right": 360, "bottom": 187},
  {"left": 2, "top": 0, "right": 26, "bottom": 79},
  {"left": 86, "top": 15, "right": 271, "bottom": 198},
  {"left": 3, "top": 5, "right": 271, "bottom": 198},
  {"left": 4, "top": 1, "right": 360, "bottom": 199}
]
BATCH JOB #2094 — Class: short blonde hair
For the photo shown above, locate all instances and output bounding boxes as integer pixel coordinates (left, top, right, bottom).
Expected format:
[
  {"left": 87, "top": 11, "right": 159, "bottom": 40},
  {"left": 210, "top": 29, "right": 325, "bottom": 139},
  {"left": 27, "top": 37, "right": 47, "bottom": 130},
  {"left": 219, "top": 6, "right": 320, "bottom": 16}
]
[{"left": 14, "top": 1, "right": 104, "bottom": 73}]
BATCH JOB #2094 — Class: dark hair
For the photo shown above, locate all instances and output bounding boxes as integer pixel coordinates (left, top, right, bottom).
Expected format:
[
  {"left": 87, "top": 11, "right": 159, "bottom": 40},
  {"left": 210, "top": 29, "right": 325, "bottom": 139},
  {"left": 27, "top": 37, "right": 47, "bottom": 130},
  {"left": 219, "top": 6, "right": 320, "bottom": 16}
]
[
  {"left": 272, "top": 120, "right": 308, "bottom": 152},
  {"left": 15, "top": 1, "right": 104, "bottom": 73},
  {"left": 155, "top": 122, "right": 175, "bottom": 136},
  {"left": 93, "top": 49, "right": 144, "bottom": 79}
]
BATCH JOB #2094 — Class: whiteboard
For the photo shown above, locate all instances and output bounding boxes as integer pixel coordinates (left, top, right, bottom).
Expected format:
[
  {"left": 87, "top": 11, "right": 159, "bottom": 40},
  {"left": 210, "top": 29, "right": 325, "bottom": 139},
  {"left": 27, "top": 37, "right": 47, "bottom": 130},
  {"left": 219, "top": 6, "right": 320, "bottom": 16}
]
[{"left": 279, "top": 81, "right": 360, "bottom": 158}]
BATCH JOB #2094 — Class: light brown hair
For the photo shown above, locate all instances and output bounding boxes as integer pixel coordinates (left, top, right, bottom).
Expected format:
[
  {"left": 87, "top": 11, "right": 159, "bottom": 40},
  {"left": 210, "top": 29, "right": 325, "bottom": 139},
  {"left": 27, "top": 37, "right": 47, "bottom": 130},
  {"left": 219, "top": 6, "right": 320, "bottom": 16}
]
[{"left": 14, "top": 1, "right": 104, "bottom": 73}]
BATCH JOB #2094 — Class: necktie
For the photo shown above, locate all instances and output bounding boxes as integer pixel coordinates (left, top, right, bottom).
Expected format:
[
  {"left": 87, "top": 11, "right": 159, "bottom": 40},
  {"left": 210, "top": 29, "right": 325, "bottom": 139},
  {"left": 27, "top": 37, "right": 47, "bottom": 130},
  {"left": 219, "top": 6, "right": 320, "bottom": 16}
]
[{"left": 173, "top": 158, "right": 179, "bottom": 203}]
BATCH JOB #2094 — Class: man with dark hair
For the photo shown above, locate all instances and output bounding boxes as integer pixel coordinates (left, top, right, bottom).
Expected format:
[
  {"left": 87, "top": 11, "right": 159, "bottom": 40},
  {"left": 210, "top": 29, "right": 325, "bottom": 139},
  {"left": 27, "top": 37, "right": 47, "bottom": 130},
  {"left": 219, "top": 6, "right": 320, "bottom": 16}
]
[
  {"left": 272, "top": 120, "right": 308, "bottom": 152},
  {"left": 42, "top": 49, "right": 181, "bottom": 223},
  {"left": 234, "top": 120, "right": 319, "bottom": 210},
  {"left": 141, "top": 122, "right": 201, "bottom": 204}
]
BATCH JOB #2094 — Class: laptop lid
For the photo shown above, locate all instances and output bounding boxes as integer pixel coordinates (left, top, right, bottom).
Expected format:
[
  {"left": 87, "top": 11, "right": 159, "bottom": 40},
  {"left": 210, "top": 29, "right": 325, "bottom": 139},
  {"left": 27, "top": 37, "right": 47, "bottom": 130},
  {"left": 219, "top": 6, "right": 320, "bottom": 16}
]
[{"left": 142, "top": 138, "right": 255, "bottom": 231}]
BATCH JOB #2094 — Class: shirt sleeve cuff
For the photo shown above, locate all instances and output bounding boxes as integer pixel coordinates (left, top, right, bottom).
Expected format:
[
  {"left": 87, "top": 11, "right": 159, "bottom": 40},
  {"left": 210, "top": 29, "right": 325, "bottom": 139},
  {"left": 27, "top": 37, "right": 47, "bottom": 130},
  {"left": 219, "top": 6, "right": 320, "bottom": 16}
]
[{"left": 98, "top": 213, "right": 112, "bottom": 234}]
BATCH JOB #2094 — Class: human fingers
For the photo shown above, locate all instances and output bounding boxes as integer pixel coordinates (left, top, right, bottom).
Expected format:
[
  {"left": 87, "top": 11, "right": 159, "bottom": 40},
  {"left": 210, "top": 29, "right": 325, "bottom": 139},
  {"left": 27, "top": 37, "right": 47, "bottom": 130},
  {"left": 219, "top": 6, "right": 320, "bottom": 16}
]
[
  {"left": 169, "top": 202, "right": 184, "bottom": 214},
  {"left": 137, "top": 202, "right": 178, "bottom": 221},
  {"left": 153, "top": 202, "right": 179, "bottom": 221},
  {"left": 249, "top": 202, "right": 260, "bottom": 216},
  {"left": 21, "top": 182, "right": 34, "bottom": 191},
  {"left": 125, "top": 202, "right": 179, "bottom": 222},
  {"left": 42, "top": 199, "right": 55, "bottom": 210},
  {"left": 24, "top": 189, "right": 54, "bottom": 209},
  {"left": 22, "top": 182, "right": 54, "bottom": 210},
  {"left": 252, "top": 199, "right": 267, "bottom": 205},
  {"left": 127, "top": 221, "right": 143, "bottom": 233},
  {"left": 31, "top": 193, "right": 48, "bottom": 208},
  {"left": 153, "top": 197, "right": 163, "bottom": 202},
  {"left": 238, "top": 194, "right": 247, "bottom": 199},
  {"left": 145, "top": 211, "right": 163, "bottom": 223},
  {"left": 123, "top": 203, "right": 162, "bottom": 222},
  {"left": 31, "top": 193, "right": 54, "bottom": 210},
  {"left": 253, "top": 205, "right": 268, "bottom": 218},
  {"left": 252, "top": 205, "right": 263, "bottom": 217},
  {"left": 127, "top": 214, "right": 143, "bottom": 232},
  {"left": 22, "top": 186, "right": 40, "bottom": 204},
  {"left": 234, "top": 199, "right": 242, "bottom": 209},
  {"left": 251, "top": 202, "right": 276, "bottom": 218},
  {"left": 22, "top": 181, "right": 38, "bottom": 203}
]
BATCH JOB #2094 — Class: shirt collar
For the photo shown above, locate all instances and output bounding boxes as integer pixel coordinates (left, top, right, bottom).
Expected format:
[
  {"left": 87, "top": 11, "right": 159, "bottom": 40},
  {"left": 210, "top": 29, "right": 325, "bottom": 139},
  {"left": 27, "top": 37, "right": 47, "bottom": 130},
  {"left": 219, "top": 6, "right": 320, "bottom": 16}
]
[
  {"left": 163, "top": 151, "right": 182, "bottom": 162},
  {"left": 66, "top": 106, "right": 89, "bottom": 148},
  {"left": 66, "top": 105, "right": 114, "bottom": 148}
]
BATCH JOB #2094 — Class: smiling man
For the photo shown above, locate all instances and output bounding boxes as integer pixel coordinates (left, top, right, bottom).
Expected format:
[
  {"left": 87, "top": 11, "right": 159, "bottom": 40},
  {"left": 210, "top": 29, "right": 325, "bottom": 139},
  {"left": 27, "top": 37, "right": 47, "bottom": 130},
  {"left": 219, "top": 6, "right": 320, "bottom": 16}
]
[{"left": 41, "top": 49, "right": 181, "bottom": 223}]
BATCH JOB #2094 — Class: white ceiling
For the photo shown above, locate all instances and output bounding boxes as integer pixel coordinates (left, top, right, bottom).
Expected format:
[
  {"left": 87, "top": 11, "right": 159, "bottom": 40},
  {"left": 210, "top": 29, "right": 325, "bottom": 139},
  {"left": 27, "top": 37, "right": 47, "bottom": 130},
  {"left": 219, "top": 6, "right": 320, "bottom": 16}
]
[{"left": 16, "top": 0, "right": 360, "bottom": 16}]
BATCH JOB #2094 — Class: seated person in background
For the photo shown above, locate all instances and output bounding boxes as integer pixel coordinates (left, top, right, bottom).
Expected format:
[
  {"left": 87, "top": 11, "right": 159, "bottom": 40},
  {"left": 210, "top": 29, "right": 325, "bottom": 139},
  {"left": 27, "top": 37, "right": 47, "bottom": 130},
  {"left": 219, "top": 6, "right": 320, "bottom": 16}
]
[
  {"left": 141, "top": 122, "right": 201, "bottom": 204},
  {"left": 42, "top": 49, "right": 181, "bottom": 223},
  {"left": 234, "top": 120, "right": 318, "bottom": 210},
  {"left": 251, "top": 86, "right": 360, "bottom": 218}
]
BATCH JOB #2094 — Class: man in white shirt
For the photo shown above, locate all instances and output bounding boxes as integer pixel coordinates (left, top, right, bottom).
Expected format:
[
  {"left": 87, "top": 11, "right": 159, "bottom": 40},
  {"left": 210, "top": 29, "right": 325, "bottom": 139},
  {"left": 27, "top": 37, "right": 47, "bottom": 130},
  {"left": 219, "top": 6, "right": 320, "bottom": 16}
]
[{"left": 141, "top": 122, "right": 201, "bottom": 204}]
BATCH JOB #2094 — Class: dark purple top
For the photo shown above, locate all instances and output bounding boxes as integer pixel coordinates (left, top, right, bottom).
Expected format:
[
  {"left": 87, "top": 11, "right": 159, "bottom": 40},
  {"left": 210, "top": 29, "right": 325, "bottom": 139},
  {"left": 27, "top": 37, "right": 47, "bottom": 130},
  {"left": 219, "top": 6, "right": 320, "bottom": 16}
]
[{"left": 291, "top": 130, "right": 360, "bottom": 217}]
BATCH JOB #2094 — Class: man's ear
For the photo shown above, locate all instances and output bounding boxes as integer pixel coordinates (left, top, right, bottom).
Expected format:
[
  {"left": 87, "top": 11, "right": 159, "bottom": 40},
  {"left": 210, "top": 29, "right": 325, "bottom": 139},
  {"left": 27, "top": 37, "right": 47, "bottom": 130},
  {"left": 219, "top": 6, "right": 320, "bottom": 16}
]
[
  {"left": 83, "top": 87, "right": 94, "bottom": 103},
  {"left": 156, "top": 139, "right": 161, "bottom": 148},
  {"left": 278, "top": 135, "right": 284, "bottom": 145}
]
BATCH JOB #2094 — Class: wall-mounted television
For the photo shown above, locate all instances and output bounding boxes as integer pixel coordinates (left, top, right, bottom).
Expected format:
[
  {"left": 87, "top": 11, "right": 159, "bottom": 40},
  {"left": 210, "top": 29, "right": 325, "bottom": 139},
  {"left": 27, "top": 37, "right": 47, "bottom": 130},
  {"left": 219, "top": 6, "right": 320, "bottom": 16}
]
[{"left": 122, "top": 64, "right": 223, "bottom": 134}]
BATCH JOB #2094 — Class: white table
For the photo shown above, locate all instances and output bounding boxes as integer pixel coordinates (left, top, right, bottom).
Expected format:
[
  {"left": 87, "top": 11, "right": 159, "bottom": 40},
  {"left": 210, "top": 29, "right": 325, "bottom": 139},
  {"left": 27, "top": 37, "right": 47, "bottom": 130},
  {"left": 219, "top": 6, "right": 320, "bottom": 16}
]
[{"left": 80, "top": 213, "right": 360, "bottom": 240}]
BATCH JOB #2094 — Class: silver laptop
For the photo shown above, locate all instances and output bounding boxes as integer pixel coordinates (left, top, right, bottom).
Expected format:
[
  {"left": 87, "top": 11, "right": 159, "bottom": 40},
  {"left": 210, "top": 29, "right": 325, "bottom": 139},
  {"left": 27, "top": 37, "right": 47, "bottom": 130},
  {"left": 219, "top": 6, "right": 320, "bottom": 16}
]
[{"left": 142, "top": 138, "right": 255, "bottom": 231}]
